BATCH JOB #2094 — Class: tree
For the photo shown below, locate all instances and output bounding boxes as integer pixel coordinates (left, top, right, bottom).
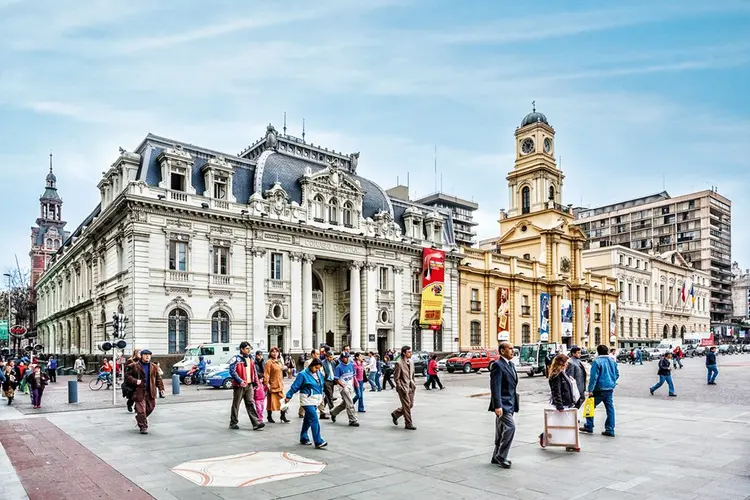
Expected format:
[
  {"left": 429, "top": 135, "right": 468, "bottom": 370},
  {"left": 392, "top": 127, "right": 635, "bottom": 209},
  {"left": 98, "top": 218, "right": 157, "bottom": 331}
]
[{"left": 0, "top": 267, "right": 33, "bottom": 351}]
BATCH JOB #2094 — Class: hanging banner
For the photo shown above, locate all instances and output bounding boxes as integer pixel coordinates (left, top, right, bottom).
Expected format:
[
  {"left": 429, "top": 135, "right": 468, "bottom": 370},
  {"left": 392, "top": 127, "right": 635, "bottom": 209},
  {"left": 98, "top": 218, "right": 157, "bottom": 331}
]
[
  {"left": 609, "top": 303, "right": 617, "bottom": 337},
  {"left": 0, "top": 320, "right": 7, "bottom": 341},
  {"left": 583, "top": 300, "right": 590, "bottom": 338},
  {"left": 540, "top": 293, "right": 550, "bottom": 342},
  {"left": 497, "top": 287, "right": 510, "bottom": 342},
  {"left": 561, "top": 299, "right": 573, "bottom": 338},
  {"left": 419, "top": 248, "right": 445, "bottom": 327}
]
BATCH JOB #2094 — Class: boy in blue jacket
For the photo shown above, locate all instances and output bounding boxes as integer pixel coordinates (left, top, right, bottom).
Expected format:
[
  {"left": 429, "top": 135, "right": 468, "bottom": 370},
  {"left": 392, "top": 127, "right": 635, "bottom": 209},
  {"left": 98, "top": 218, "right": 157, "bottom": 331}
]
[
  {"left": 581, "top": 344, "right": 619, "bottom": 437},
  {"left": 285, "top": 358, "right": 327, "bottom": 448}
]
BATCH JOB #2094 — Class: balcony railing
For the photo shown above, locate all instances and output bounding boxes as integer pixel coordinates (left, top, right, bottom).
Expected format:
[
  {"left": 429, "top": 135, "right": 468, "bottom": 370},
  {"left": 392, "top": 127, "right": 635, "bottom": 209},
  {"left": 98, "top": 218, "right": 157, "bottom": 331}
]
[
  {"left": 377, "top": 290, "right": 394, "bottom": 302},
  {"left": 266, "top": 279, "right": 290, "bottom": 292},
  {"left": 470, "top": 300, "right": 481, "bottom": 312},
  {"left": 213, "top": 199, "right": 230, "bottom": 210},
  {"left": 167, "top": 270, "right": 190, "bottom": 282},
  {"left": 521, "top": 305, "right": 530, "bottom": 316},
  {"left": 169, "top": 190, "right": 188, "bottom": 202},
  {"left": 211, "top": 275, "right": 232, "bottom": 286},
  {"left": 312, "top": 290, "right": 323, "bottom": 302}
]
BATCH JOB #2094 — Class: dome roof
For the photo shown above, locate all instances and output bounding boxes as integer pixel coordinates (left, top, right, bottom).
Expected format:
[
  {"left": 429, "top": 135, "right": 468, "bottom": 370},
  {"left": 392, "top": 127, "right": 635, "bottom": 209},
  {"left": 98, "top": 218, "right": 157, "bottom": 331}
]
[
  {"left": 46, "top": 171, "right": 57, "bottom": 184},
  {"left": 521, "top": 110, "right": 548, "bottom": 127}
]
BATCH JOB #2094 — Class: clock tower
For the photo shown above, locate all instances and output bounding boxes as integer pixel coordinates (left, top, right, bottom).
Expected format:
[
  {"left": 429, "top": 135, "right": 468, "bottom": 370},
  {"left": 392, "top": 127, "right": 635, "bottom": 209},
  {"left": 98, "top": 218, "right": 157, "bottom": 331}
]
[{"left": 505, "top": 104, "right": 564, "bottom": 218}]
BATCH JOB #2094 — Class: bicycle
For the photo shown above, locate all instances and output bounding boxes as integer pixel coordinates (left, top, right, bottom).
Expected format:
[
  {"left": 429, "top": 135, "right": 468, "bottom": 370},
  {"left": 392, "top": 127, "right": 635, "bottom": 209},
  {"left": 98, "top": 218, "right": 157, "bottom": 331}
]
[{"left": 89, "top": 372, "right": 113, "bottom": 391}]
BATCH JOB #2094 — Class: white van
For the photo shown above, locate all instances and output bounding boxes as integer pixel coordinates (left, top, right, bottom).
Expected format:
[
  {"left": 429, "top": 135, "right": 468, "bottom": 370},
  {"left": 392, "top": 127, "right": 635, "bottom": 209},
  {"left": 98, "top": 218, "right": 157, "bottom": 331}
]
[{"left": 171, "top": 343, "right": 241, "bottom": 378}]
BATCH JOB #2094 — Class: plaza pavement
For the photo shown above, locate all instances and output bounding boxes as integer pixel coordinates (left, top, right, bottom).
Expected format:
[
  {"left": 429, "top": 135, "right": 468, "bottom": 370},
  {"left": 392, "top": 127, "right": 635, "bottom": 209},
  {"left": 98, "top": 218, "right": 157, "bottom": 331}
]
[{"left": 1, "top": 356, "right": 749, "bottom": 500}]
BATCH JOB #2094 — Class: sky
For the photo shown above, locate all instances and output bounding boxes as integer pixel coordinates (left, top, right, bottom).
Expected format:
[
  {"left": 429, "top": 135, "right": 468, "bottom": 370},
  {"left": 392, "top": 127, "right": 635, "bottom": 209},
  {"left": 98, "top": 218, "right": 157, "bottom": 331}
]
[{"left": 1, "top": 0, "right": 749, "bottom": 279}]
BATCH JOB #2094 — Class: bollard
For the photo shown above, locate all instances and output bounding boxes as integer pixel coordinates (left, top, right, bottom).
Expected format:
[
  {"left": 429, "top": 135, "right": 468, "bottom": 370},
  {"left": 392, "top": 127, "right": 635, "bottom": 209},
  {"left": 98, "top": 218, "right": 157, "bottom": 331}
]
[
  {"left": 68, "top": 379, "right": 78, "bottom": 404},
  {"left": 172, "top": 374, "right": 180, "bottom": 395}
]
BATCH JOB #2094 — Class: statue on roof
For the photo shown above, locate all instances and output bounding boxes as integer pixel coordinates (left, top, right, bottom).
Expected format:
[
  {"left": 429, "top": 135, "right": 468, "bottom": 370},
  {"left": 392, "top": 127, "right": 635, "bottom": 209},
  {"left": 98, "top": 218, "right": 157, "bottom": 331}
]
[
  {"left": 265, "top": 124, "right": 278, "bottom": 151},
  {"left": 350, "top": 152, "right": 359, "bottom": 171}
]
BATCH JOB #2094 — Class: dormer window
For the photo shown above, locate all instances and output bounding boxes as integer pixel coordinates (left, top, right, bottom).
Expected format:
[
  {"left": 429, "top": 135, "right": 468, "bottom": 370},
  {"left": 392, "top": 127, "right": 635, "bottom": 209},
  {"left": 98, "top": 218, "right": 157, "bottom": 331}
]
[
  {"left": 328, "top": 198, "right": 339, "bottom": 224},
  {"left": 214, "top": 176, "right": 227, "bottom": 200},
  {"left": 343, "top": 202, "right": 353, "bottom": 227},
  {"left": 171, "top": 170, "right": 186, "bottom": 192},
  {"left": 312, "top": 195, "right": 325, "bottom": 222}
]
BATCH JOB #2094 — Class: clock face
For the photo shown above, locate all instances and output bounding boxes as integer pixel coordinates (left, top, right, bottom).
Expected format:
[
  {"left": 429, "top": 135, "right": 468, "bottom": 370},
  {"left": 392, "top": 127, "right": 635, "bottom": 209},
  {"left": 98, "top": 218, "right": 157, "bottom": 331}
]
[
  {"left": 544, "top": 138, "right": 552, "bottom": 154},
  {"left": 521, "top": 138, "right": 535, "bottom": 154}
]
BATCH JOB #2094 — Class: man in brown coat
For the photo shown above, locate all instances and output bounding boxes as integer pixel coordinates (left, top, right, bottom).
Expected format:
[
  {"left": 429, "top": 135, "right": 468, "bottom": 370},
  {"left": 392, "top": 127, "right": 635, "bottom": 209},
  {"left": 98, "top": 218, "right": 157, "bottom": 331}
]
[
  {"left": 390, "top": 345, "right": 417, "bottom": 430},
  {"left": 125, "top": 349, "right": 164, "bottom": 434}
]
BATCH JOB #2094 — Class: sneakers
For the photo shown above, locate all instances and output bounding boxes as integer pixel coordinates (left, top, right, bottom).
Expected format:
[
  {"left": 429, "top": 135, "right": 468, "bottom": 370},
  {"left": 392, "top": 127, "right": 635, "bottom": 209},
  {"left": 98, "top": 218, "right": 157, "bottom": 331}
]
[
  {"left": 349, "top": 421, "right": 360, "bottom": 427},
  {"left": 579, "top": 427, "right": 593, "bottom": 434},
  {"left": 140, "top": 429, "right": 149, "bottom": 435},
  {"left": 330, "top": 413, "right": 337, "bottom": 423},
  {"left": 601, "top": 431, "right": 615, "bottom": 437},
  {"left": 315, "top": 441, "right": 328, "bottom": 449},
  {"left": 405, "top": 424, "right": 417, "bottom": 430},
  {"left": 253, "top": 423, "right": 265, "bottom": 430},
  {"left": 668, "top": 394, "right": 677, "bottom": 397},
  {"left": 649, "top": 388, "right": 654, "bottom": 396},
  {"left": 229, "top": 424, "right": 240, "bottom": 429},
  {"left": 300, "top": 441, "right": 312, "bottom": 446},
  {"left": 391, "top": 412, "right": 399, "bottom": 426}
]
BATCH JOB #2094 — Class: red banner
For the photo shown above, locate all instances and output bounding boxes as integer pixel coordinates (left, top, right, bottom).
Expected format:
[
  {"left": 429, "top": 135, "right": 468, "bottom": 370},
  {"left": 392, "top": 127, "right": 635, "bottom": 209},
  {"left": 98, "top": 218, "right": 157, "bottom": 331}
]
[{"left": 420, "top": 249, "right": 445, "bottom": 327}]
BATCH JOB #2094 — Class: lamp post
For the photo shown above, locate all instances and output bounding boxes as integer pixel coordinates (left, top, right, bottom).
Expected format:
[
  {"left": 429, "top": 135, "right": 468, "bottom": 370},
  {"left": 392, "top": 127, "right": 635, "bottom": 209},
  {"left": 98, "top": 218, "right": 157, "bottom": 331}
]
[{"left": 3, "top": 273, "right": 11, "bottom": 352}]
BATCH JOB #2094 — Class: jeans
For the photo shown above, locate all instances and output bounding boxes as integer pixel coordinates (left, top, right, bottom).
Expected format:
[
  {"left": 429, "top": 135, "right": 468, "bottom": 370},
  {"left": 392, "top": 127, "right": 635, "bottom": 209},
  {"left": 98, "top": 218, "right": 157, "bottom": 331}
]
[
  {"left": 583, "top": 389, "right": 615, "bottom": 434},
  {"left": 650, "top": 375, "right": 675, "bottom": 395},
  {"left": 353, "top": 382, "right": 365, "bottom": 411},
  {"left": 368, "top": 372, "right": 380, "bottom": 391},
  {"left": 706, "top": 364, "right": 719, "bottom": 384},
  {"left": 636, "top": 354, "right": 643, "bottom": 365},
  {"left": 300, "top": 405, "right": 324, "bottom": 446},
  {"left": 673, "top": 358, "right": 683, "bottom": 369}
]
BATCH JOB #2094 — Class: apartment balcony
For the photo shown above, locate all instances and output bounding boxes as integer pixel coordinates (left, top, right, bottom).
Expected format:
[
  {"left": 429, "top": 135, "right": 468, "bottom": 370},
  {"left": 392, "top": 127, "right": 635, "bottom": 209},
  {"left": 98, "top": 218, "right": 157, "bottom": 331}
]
[
  {"left": 377, "top": 290, "right": 395, "bottom": 302},
  {"left": 470, "top": 300, "right": 482, "bottom": 312},
  {"left": 212, "top": 199, "right": 231, "bottom": 210}
]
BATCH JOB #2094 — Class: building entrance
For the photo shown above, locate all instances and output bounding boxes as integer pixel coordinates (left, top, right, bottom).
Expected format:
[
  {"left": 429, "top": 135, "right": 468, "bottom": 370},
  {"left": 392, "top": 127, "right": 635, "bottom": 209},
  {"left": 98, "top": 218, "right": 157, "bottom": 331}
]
[
  {"left": 377, "top": 329, "right": 389, "bottom": 356},
  {"left": 268, "top": 326, "right": 285, "bottom": 353}
]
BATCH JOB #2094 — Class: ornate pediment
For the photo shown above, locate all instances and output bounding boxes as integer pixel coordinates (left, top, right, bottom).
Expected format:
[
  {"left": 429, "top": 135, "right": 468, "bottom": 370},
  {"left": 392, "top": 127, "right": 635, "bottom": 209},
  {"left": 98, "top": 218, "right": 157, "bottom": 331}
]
[{"left": 302, "top": 159, "right": 362, "bottom": 194}]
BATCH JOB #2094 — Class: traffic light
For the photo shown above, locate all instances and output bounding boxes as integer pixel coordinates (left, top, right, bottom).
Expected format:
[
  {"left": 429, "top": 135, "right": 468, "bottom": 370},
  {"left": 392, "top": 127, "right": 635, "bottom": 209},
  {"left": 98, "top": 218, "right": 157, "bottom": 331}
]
[
  {"left": 114, "top": 340, "right": 127, "bottom": 350},
  {"left": 98, "top": 341, "right": 113, "bottom": 352},
  {"left": 34, "top": 344, "right": 43, "bottom": 352},
  {"left": 97, "top": 340, "right": 127, "bottom": 352},
  {"left": 112, "top": 313, "right": 128, "bottom": 339},
  {"left": 24, "top": 345, "right": 33, "bottom": 353}
]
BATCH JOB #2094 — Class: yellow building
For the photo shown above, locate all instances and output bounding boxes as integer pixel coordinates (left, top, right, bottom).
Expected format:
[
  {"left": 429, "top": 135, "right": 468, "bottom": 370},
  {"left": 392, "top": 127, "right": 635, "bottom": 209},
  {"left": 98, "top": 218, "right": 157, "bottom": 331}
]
[{"left": 459, "top": 108, "right": 619, "bottom": 350}]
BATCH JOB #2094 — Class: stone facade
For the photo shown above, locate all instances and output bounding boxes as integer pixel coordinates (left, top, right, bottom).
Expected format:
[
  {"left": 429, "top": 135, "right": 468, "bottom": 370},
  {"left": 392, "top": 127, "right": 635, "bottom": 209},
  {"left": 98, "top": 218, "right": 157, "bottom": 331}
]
[
  {"left": 583, "top": 246, "right": 711, "bottom": 347},
  {"left": 34, "top": 127, "right": 460, "bottom": 356}
]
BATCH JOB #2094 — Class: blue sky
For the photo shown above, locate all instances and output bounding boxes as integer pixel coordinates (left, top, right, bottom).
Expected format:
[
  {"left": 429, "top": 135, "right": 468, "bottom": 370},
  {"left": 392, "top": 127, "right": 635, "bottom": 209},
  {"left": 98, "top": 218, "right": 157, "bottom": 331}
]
[{"left": 1, "top": 0, "right": 749, "bottom": 277}]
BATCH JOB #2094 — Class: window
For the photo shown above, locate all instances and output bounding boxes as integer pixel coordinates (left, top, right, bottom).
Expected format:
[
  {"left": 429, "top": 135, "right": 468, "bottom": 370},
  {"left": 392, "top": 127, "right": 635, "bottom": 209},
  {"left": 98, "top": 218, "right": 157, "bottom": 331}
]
[
  {"left": 270, "top": 253, "right": 283, "bottom": 280},
  {"left": 168, "top": 308, "right": 189, "bottom": 354},
  {"left": 343, "top": 202, "right": 353, "bottom": 227},
  {"left": 213, "top": 246, "right": 229, "bottom": 275},
  {"left": 433, "top": 327, "right": 443, "bottom": 352},
  {"left": 521, "top": 187, "right": 530, "bottom": 214},
  {"left": 170, "top": 172, "right": 186, "bottom": 191},
  {"left": 645, "top": 319, "right": 649, "bottom": 337},
  {"left": 660, "top": 285, "right": 664, "bottom": 304},
  {"left": 211, "top": 311, "right": 230, "bottom": 343},
  {"left": 214, "top": 178, "right": 227, "bottom": 199},
  {"left": 46, "top": 238, "right": 52, "bottom": 248},
  {"left": 628, "top": 257, "right": 632, "bottom": 266},
  {"left": 471, "top": 288, "right": 478, "bottom": 301},
  {"left": 470, "top": 288, "right": 481, "bottom": 312},
  {"left": 169, "top": 241, "right": 188, "bottom": 271},
  {"left": 668, "top": 286, "right": 673, "bottom": 305},
  {"left": 312, "top": 195, "right": 324, "bottom": 222},
  {"left": 328, "top": 198, "right": 339, "bottom": 224},
  {"left": 411, "top": 320, "right": 422, "bottom": 351},
  {"left": 379, "top": 267, "right": 389, "bottom": 290},
  {"left": 628, "top": 284, "right": 632, "bottom": 301},
  {"left": 636, "top": 285, "right": 640, "bottom": 303},
  {"left": 411, "top": 272, "right": 421, "bottom": 294},
  {"left": 117, "top": 242, "right": 125, "bottom": 273},
  {"left": 522, "top": 324, "right": 531, "bottom": 344},
  {"left": 629, "top": 318, "right": 633, "bottom": 338},
  {"left": 620, "top": 317, "right": 624, "bottom": 337},
  {"left": 548, "top": 185, "right": 555, "bottom": 200},
  {"left": 619, "top": 255, "right": 624, "bottom": 265},
  {"left": 645, "top": 287, "right": 649, "bottom": 303},
  {"left": 470, "top": 321, "right": 481, "bottom": 346},
  {"left": 644, "top": 262, "right": 648, "bottom": 271},
  {"left": 619, "top": 281, "right": 624, "bottom": 298},
  {"left": 521, "top": 295, "right": 530, "bottom": 315}
]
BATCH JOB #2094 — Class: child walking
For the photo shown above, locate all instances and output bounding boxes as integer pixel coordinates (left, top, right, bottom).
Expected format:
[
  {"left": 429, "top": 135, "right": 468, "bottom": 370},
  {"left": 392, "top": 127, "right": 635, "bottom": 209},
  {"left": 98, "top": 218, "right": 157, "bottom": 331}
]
[{"left": 254, "top": 377, "right": 266, "bottom": 423}]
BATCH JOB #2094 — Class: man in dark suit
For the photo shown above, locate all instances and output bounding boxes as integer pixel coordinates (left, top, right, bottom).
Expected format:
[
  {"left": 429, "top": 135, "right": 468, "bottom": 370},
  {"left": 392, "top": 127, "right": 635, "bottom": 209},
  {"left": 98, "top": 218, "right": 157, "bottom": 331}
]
[{"left": 488, "top": 341, "right": 518, "bottom": 469}]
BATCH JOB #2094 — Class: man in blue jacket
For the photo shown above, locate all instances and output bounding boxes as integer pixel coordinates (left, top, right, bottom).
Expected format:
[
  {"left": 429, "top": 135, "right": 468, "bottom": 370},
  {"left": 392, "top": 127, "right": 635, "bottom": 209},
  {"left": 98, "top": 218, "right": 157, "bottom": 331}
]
[
  {"left": 581, "top": 344, "right": 619, "bottom": 437},
  {"left": 706, "top": 346, "right": 718, "bottom": 385}
]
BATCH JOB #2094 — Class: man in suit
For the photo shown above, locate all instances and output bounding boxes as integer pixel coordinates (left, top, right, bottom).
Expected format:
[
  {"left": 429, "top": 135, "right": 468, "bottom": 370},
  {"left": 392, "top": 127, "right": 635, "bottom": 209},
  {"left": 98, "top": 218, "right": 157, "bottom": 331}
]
[
  {"left": 391, "top": 345, "right": 417, "bottom": 430},
  {"left": 489, "top": 341, "right": 518, "bottom": 468}
]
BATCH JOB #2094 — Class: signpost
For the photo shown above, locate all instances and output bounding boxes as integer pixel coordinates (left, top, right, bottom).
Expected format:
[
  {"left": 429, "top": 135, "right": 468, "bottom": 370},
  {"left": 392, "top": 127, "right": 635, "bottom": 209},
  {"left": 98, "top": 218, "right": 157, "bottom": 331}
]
[{"left": 9, "top": 325, "right": 26, "bottom": 338}]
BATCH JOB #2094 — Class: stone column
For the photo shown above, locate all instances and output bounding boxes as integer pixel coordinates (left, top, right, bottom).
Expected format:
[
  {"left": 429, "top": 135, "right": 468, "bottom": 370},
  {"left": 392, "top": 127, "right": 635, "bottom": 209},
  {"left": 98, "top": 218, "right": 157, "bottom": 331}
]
[
  {"left": 251, "top": 247, "right": 267, "bottom": 348},
  {"left": 364, "top": 263, "right": 378, "bottom": 350},
  {"left": 392, "top": 266, "right": 404, "bottom": 351},
  {"left": 290, "top": 252, "right": 303, "bottom": 354},
  {"left": 349, "top": 261, "right": 362, "bottom": 350},
  {"left": 302, "top": 254, "right": 315, "bottom": 351}
]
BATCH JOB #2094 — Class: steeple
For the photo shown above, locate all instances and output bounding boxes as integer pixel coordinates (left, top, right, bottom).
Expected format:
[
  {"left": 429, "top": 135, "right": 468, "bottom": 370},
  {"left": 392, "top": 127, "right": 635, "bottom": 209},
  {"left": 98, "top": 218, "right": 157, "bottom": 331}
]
[
  {"left": 46, "top": 152, "right": 57, "bottom": 189},
  {"left": 39, "top": 152, "right": 63, "bottom": 221},
  {"left": 30, "top": 153, "right": 68, "bottom": 287}
]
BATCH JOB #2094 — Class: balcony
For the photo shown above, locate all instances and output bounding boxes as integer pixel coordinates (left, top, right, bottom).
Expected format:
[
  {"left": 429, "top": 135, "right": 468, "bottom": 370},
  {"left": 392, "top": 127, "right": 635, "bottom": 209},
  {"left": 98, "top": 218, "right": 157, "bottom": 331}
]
[
  {"left": 169, "top": 190, "right": 188, "bottom": 202},
  {"left": 167, "top": 270, "right": 190, "bottom": 282},
  {"left": 212, "top": 199, "right": 231, "bottom": 210},
  {"left": 312, "top": 290, "right": 323, "bottom": 302},
  {"left": 594, "top": 313, "right": 602, "bottom": 322},
  {"left": 377, "top": 290, "right": 394, "bottom": 302},
  {"left": 470, "top": 300, "right": 482, "bottom": 312},
  {"left": 211, "top": 275, "right": 232, "bottom": 286},
  {"left": 521, "top": 305, "right": 530, "bottom": 316},
  {"left": 266, "top": 279, "right": 290, "bottom": 293}
]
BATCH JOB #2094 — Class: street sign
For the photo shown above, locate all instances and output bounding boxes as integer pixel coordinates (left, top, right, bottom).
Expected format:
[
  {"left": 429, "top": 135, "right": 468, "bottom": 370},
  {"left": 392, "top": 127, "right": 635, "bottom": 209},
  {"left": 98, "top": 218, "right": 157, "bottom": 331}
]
[
  {"left": 9, "top": 325, "right": 27, "bottom": 338},
  {"left": 0, "top": 320, "right": 7, "bottom": 341}
]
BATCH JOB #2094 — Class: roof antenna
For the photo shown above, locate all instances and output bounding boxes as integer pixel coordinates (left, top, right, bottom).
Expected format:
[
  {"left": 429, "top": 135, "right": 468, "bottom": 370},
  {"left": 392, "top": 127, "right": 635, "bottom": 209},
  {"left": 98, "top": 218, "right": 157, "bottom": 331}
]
[
  {"left": 434, "top": 145, "right": 437, "bottom": 193},
  {"left": 407, "top": 172, "right": 410, "bottom": 200},
  {"left": 49, "top": 150, "right": 54, "bottom": 174},
  {"left": 283, "top": 112, "right": 287, "bottom": 136},
  {"left": 302, "top": 118, "right": 306, "bottom": 143},
  {"left": 532, "top": 100, "right": 536, "bottom": 112}
]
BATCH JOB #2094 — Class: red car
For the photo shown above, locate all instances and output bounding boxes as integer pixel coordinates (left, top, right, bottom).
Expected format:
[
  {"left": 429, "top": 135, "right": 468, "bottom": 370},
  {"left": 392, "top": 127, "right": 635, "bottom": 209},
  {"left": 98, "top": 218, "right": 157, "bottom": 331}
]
[{"left": 445, "top": 348, "right": 500, "bottom": 373}]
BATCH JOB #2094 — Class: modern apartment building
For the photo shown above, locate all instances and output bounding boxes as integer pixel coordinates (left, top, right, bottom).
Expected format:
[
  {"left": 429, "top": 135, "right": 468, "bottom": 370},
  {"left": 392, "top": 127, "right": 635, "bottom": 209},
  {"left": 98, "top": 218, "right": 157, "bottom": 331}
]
[
  {"left": 386, "top": 187, "right": 479, "bottom": 247},
  {"left": 573, "top": 190, "right": 732, "bottom": 324}
]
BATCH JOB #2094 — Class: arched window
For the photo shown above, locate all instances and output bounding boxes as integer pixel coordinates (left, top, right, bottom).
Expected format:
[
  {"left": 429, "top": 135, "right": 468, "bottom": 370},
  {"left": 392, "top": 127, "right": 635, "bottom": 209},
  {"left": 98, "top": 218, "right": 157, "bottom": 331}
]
[
  {"left": 342, "top": 202, "right": 353, "bottom": 227},
  {"left": 637, "top": 318, "right": 642, "bottom": 336},
  {"left": 211, "top": 311, "right": 230, "bottom": 343},
  {"left": 629, "top": 318, "right": 633, "bottom": 338},
  {"left": 46, "top": 238, "right": 53, "bottom": 248},
  {"left": 522, "top": 324, "right": 531, "bottom": 344},
  {"left": 75, "top": 317, "right": 82, "bottom": 354},
  {"left": 411, "top": 320, "right": 422, "bottom": 351},
  {"left": 671, "top": 325, "right": 677, "bottom": 339},
  {"left": 168, "top": 308, "right": 189, "bottom": 354},
  {"left": 620, "top": 317, "right": 624, "bottom": 338},
  {"left": 680, "top": 325, "right": 686, "bottom": 340},
  {"left": 645, "top": 319, "right": 649, "bottom": 338},
  {"left": 662, "top": 324, "right": 669, "bottom": 339},
  {"left": 328, "top": 198, "right": 339, "bottom": 224},
  {"left": 594, "top": 327, "right": 601, "bottom": 346},
  {"left": 312, "top": 195, "right": 325, "bottom": 221},
  {"left": 470, "top": 321, "right": 481, "bottom": 346},
  {"left": 521, "top": 186, "right": 530, "bottom": 214},
  {"left": 54, "top": 240, "right": 60, "bottom": 249},
  {"left": 549, "top": 185, "right": 555, "bottom": 201}
]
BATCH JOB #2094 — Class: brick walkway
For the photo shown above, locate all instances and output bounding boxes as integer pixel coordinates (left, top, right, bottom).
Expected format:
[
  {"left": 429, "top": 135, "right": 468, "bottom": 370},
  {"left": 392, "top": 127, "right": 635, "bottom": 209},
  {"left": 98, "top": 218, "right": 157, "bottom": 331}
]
[{"left": 0, "top": 418, "right": 153, "bottom": 500}]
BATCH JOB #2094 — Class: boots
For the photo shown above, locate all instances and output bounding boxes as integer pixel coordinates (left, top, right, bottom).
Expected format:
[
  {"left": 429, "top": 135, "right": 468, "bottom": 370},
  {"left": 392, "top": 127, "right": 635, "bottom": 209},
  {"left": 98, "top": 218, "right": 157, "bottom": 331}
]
[
  {"left": 280, "top": 409, "right": 290, "bottom": 423},
  {"left": 267, "top": 410, "right": 276, "bottom": 424}
]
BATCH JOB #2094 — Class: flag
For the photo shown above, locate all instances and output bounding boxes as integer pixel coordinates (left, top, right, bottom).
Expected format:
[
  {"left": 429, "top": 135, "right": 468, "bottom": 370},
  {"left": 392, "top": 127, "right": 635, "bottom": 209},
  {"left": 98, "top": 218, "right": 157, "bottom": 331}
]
[
  {"left": 690, "top": 284, "right": 695, "bottom": 305},
  {"left": 681, "top": 282, "right": 686, "bottom": 303}
]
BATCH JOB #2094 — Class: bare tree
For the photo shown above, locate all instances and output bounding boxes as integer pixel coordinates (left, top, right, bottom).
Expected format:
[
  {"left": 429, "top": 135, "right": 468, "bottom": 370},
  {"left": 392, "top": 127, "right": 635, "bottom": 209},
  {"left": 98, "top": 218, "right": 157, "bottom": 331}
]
[{"left": 0, "top": 267, "right": 33, "bottom": 351}]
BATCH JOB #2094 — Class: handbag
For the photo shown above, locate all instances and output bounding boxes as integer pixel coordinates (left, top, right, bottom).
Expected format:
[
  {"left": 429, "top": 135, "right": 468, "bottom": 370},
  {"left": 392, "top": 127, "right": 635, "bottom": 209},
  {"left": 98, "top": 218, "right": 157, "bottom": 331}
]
[{"left": 583, "top": 397, "right": 596, "bottom": 418}]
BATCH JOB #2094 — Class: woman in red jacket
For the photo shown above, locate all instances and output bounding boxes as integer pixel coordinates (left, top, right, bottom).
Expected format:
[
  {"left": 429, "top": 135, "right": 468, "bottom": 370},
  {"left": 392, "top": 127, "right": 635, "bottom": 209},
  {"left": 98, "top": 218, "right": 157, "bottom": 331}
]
[{"left": 424, "top": 354, "right": 444, "bottom": 390}]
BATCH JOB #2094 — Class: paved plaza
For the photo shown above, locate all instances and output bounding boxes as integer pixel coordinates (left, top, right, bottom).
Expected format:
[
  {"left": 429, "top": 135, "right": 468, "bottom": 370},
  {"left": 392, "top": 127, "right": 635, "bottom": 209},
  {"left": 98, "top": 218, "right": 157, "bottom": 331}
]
[{"left": 1, "top": 357, "right": 750, "bottom": 500}]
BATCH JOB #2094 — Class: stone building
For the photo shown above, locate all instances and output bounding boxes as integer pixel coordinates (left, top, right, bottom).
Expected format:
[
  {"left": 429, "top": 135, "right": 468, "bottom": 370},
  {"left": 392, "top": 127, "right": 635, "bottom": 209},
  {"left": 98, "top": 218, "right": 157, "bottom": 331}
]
[
  {"left": 34, "top": 125, "right": 460, "bottom": 356},
  {"left": 731, "top": 262, "right": 750, "bottom": 320},
  {"left": 583, "top": 246, "right": 711, "bottom": 348},
  {"left": 459, "top": 108, "right": 619, "bottom": 350}
]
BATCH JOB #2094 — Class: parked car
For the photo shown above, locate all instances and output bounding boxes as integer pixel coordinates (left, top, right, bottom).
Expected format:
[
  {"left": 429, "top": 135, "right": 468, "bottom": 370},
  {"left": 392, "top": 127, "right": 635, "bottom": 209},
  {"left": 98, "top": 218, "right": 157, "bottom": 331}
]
[
  {"left": 394, "top": 351, "right": 429, "bottom": 377},
  {"left": 437, "top": 353, "right": 459, "bottom": 371},
  {"left": 742, "top": 344, "right": 750, "bottom": 353},
  {"left": 718, "top": 344, "right": 737, "bottom": 355},
  {"left": 206, "top": 368, "right": 233, "bottom": 389},
  {"left": 445, "top": 348, "right": 500, "bottom": 374},
  {"left": 683, "top": 346, "right": 699, "bottom": 357},
  {"left": 643, "top": 348, "right": 663, "bottom": 360}
]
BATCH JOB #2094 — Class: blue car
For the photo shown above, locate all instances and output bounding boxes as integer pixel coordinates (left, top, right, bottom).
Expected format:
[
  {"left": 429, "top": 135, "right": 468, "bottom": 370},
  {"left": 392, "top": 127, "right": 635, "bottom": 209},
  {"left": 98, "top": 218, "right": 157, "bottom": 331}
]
[{"left": 206, "top": 369, "right": 233, "bottom": 389}]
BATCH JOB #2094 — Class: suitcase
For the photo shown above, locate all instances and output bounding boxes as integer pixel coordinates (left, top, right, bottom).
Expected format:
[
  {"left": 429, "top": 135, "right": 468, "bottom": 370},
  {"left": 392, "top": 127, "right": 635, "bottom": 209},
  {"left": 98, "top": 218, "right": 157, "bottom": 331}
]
[{"left": 543, "top": 408, "right": 580, "bottom": 449}]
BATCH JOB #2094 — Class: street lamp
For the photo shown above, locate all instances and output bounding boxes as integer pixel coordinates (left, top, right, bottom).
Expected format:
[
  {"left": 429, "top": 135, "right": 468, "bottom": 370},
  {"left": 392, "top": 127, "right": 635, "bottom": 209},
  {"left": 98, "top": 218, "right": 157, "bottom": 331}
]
[{"left": 3, "top": 273, "right": 11, "bottom": 353}]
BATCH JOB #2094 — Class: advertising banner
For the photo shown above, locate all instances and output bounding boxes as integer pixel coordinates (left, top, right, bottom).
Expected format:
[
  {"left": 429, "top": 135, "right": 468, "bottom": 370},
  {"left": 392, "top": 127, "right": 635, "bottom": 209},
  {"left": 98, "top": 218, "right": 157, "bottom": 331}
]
[
  {"left": 540, "top": 293, "right": 550, "bottom": 342},
  {"left": 609, "top": 303, "right": 617, "bottom": 337},
  {"left": 497, "top": 287, "right": 510, "bottom": 342},
  {"left": 0, "top": 320, "right": 7, "bottom": 341},
  {"left": 561, "top": 299, "right": 573, "bottom": 338},
  {"left": 700, "top": 333, "right": 714, "bottom": 346},
  {"left": 419, "top": 248, "right": 445, "bottom": 327},
  {"left": 583, "top": 300, "right": 590, "bottom": 338}
]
